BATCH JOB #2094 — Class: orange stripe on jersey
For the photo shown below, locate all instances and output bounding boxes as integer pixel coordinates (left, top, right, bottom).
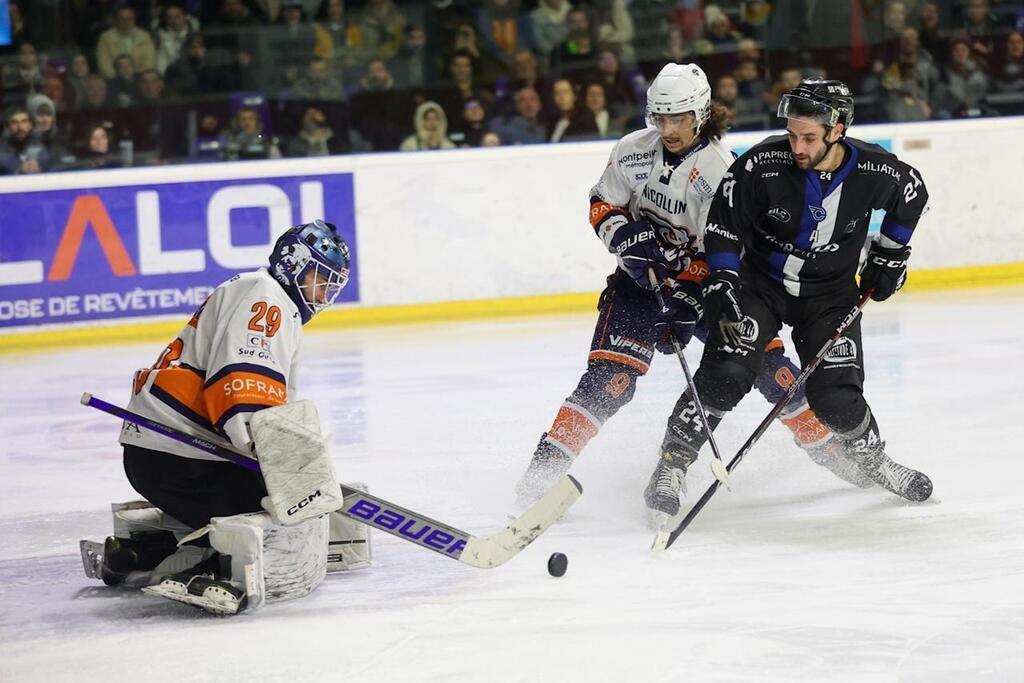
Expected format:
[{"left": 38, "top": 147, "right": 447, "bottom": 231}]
[
  {"left": 588, "top": 350, "right": 650, "bottom": 374},
  {"left": 151, "top": 367, "right": 210, "bottom": 422},
  {"left": 547, "top": 404, "right": 600, "bottom": 456},
  {"left": 589, "top": 201, "right": 623, "bottom": 229},
  {"left": 676, "top": 259, "right": 709, "bottom": 285},
  {"left": 204, "top": 371, "right": 287, "bottom": 425},
  {"left": 765, "top": 338, "right": 785, "bottom": 353}
]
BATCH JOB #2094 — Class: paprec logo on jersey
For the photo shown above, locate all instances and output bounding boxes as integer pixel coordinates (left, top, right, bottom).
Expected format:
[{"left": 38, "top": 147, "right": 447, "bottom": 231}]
[{"left": 767, "top": 206, "right": 791, "bottom": 223}]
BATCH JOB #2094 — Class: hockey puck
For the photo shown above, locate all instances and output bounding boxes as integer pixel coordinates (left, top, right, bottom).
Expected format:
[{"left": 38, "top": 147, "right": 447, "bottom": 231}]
[{"left": 547, "top": 552, "right": 568, "bottom": 577}]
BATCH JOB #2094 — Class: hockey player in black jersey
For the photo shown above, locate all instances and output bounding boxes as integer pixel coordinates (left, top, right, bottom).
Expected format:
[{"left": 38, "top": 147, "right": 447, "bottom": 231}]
[{"left": 659, "top": 79, "right": 933, "bottom": 503}]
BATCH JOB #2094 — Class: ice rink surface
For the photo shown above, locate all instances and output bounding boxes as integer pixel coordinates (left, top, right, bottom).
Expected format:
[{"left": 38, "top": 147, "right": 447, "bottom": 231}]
[{"left": 1, "top": 286, "right": 1023, "bottom": 682}]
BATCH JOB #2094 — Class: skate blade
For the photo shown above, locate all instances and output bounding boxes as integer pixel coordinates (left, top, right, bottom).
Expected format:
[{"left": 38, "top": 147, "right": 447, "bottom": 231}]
[
  {"left": 651, "top": 529, "right": 671, "bottom": 554},
  {"left": 80, "top": 540, "right": 104, "bottom": 579},
  {"left": 142, "top": 584, "right": 242, "bottom": 616}
]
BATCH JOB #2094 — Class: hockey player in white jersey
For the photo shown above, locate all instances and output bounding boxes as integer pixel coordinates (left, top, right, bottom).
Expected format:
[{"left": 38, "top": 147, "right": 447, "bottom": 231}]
[
  {"left": 514, "top": 64, "right": 875, "bottom": 521},
  {"left": 82, "top": 220, "right": 369, "bottom": 615}
]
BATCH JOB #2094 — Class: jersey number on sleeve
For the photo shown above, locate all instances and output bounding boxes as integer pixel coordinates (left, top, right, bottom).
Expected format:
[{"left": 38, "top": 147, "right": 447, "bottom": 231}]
[
  {"left": 133, "top": 338, "right": 184, "bottom": 394},
  {"left": 248, "top": 302, "right": 282, "bottom": 337}
]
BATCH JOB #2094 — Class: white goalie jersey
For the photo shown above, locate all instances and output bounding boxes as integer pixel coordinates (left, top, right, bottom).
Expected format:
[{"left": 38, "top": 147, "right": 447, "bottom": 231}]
[
  {"left": 120, "top": 268, "right": 303, "bottom": 460},
  {"left": 589, "top": 126, "right": 735, "bottom": 264}
]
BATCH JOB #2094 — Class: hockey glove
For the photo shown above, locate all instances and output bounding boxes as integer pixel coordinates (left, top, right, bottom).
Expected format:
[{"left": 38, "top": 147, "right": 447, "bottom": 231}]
[
  {"left": 702, "top": 270, "right": 750, "bottom": 349},
  {"left": 860, "top": 242, "right": 910, "bottom": 301},
  {"left": 608, "top": 218, "right": 670, "bottom": 289},
  {"left": 654, "top": 280, "right": 704, "bottom": 353}
]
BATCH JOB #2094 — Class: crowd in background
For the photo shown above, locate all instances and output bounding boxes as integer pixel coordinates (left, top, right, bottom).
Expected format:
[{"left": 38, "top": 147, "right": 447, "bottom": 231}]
[{"left": 1, "top": 0, "right": 1023, "bottom": 175}]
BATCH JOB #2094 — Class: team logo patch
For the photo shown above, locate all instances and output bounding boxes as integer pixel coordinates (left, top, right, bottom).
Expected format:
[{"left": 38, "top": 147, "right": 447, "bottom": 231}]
[
  {"left": 809, "top": 206, "right": 828, "bottom": 222},
  {"left": 768, "top": 206, "right": 792, "bottom": 223},
  {"left": 824, "top": 336, "right": 858, "bottom": 364}
]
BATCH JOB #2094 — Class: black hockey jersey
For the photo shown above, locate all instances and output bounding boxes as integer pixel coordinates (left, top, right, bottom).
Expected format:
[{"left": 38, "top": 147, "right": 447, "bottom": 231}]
[{"left": 704, "top": 135, "right": 928, "bottom": 297}]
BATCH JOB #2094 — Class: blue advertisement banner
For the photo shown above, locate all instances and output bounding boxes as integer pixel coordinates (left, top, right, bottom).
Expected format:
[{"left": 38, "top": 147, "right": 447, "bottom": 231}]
[{"left": 0, "top": 172, "right": 358, "bottom": 327}]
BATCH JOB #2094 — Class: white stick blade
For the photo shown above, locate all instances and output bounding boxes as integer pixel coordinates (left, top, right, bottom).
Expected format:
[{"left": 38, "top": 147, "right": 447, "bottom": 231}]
[
  {"left": 710, "top": 459, "right": 731, "bottom": 490},
  {"left": 458, "top": 475, "right": 582, "bottom": 568}
]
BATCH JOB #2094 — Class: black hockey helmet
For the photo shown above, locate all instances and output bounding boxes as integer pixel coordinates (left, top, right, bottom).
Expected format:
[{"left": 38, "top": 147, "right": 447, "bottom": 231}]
[{"left": 777, "top": 79, "right": 855, "bottom": 130}]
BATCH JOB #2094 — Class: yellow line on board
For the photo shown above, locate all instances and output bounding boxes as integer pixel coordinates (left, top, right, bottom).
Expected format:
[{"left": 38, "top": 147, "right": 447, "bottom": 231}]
[{"left": 3, "top": 262, "right": 1023, "bottom": 353}]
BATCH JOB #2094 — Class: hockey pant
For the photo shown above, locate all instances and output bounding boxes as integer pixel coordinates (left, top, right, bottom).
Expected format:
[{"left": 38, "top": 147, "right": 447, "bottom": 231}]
[{"left": 539, "top": 270, "right": 826, "bottom": 460}]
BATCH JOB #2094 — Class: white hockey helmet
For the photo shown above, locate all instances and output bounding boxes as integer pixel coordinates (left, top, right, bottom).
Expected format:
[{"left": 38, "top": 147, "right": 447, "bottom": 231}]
[{"left": 646, "top": 63, "right": 712, "bottom": 135}]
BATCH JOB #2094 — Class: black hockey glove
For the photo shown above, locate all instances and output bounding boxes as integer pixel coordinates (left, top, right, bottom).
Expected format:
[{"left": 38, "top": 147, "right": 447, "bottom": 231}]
[
  {"left": 702, "top": 270, "right": 750, "bottom": 349},
  {"left": 654, "top": 280, "right": 704, "bottom": 353},
  {"left": 609, "top": 218, "right": 670, "bottom": 289},
  {"left": 860, "top": 242, "right": 911, "bottom": 301}
]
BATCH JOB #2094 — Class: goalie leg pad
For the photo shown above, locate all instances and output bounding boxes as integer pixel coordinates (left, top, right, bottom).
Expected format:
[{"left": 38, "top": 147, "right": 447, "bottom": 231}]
[
  {"left": 328, "top": 482, "right": 372, "bottom": 572},
  {"left": 205, "top": 512, "right": 329, "bottom": 611},
  {"left": 250, "top": 400, "right": 343, "bottom": 525}
]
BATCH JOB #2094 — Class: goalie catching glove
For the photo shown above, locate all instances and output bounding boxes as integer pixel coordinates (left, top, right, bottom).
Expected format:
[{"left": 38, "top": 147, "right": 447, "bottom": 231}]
[{"left": 250, "top": 400, "right": 343, "bottom": 524}]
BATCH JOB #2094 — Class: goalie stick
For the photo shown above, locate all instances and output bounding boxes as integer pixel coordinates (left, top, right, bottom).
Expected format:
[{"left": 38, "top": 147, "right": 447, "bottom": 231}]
[
  {"left": 81, "top": 393, "right": 581, "bottom": 569},
  {"left": 652, "top": 291, "right": 873, "bottom": 552}
]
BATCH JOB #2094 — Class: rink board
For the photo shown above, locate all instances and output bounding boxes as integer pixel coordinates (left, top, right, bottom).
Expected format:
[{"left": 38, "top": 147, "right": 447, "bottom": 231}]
[{"left": 1, "top": 117, "right": 1023, "bottom": 348}]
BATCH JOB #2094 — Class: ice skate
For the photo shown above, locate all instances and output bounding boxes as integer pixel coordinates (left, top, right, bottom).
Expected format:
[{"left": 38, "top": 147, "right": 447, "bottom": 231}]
[
  {"left": 144, "top": 566, "right": 248, "bottom": 616},
  {"left": 804, "top": 438, "right": 876, "bottom": 489},
  {"left": 514, "top": 433, "right": 573, "bottom": 508},
  {"left": 643, "top": 447, "right": 694, "bottom": 529},
  {"left": 80, "top": 531, "right": 179, "bottom": 586},
  {"left": 864, "top": 453, "right": 933, "bottom": 502}
]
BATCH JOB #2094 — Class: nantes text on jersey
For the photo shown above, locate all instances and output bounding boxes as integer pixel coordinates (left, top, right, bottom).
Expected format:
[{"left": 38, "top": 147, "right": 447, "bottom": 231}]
[
  {"left": 589, "top": 126, "right": 735, "bottom": 268},
  {"left": 120, "top": 268, "right": 303, "bottom": 460},
  {"left": 704, "top": 135, "right": 928, "bottom": 297}
]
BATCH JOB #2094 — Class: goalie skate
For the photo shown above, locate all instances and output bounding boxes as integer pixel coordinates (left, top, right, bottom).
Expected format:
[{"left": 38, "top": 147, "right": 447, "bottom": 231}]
[{"left": 144, "top": 569, "right": 247, "bottom": 616}]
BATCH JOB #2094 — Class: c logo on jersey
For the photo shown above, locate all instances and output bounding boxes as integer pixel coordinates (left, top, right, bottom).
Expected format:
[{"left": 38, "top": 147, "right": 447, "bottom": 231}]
[{"left": 809, "top": 206, "right": 828, "bottom": 222}]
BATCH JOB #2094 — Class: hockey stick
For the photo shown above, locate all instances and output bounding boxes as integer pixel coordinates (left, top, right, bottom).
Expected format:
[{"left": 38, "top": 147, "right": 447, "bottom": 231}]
[
  {"left": 648, "top": 269, "right": 730, "bottom": 489},
  {"left": 81, "top": 393, "right": 582, "bottom": 569},
  {"left": 652, "top": 290, "right": 873, "bottom": 552}
]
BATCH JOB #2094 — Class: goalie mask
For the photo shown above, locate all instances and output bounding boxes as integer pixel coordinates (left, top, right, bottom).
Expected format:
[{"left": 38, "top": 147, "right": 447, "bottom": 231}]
[
  {"left": 270, "top": 220, "right": 350, "bottom": 324},
  {"left": 645, "top": 63, "right": 712, "bottom": 135}
]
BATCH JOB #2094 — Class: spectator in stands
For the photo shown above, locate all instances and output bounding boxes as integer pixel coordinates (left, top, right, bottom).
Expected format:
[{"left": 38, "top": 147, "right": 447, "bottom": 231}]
[
  {"left": 360, "top": 0, "right": 406, "bottom": 62},
  {"left": 440, "top": 49, "right": 496, "bottom": 114},
  {"left": 662, "top": 24, "right": 698, "bottom": 64},
  {"left": 26, "top": 94, "right": 73, "bottom": 168},
  {"left": 109, "top": 55, "right": 139, "bottom": 108},
  {"left": 446, "top": 21, "right": 507, "bottom": 84},
  {"left": 547, "top": 77, "right": 597, "bottom": 142},
  {"left": 358, "top": 57, "right": 395, "bottom": 93},
  {"left": 939, "top": 35, "right": 991, "bottom": 117},
  {"left": 475, "top": 0, "right": 533, "bottom": 68},
  {"left": 593, "top": 48, "right": 638, "bottom": 126},
  {"left": 733, "top": 58, "right": 768, "bottom": 105},
  {"left": 221, "top": 106, "right": 282, "bottom": 160},
  {"left": 155, "top": 2, "right": 199, "bottom": 75},
  {"left": 919, "top": 1, "right": 950, "bottom": 64},
  {"left": 530, "top": 0, "right": 571, "bottom": 62},
  {"left": 962, "top": 0, "right": 1000, "bottom": 69},
  {"left": 493, "top": 85, "right": 547, "bottom": 144},
  {"left": 0, "top": 105, "right": 49, "bottom": 174},
  {"left": 165, "top": 34, "right": 225, "bottom": 94},
  {"left": 96, "top": 7, "right": 157, "bottom": 79},
  {"left": 703, "top": 5, "right": 742, "bottom": 52},
  {"left": 349, "top": 58, "right": 408, "bottom": 150},
  {"left": 552, "top": 6, "right": 598, "bottom": 77},
  {"left": 267, "top": 0, "right": 322, "bottom": 88},
  {"left": 137, "top": 69, "right": 166, "bottom": 105},
  {"left": 286, "top": 106, "right": 346, "bottom": 156},
  {"left": 66, "top": 54, "right": 92, "bottom": 109},
  {"left": 594, "top": 0, "right": 636, "bottom": 66},
  {"left": 763, "top": 66, "right": 802, "bottom": 112},
  {"left": 879, "top": 29, "right": 939, "bottom": 122},
  {"left": 452, "top": 98, "right": 493, "bottom": 147},
  {"left": 583, "top": 81, "right": 622, "bottom": 139},
  {"left": 76, "top": 124, "right": 121, "bottom": 170},
  {"left": 291, "top": 56, "right": 345, "bottom": 100},
  {"left": 715, "top": 73, "right": 764, "bottom": 128},
  {"left": 1, "top": 42, "right": 44, "bottom": 103},
  {"left": 42, "top": 76, "right": 70, "bottom": 113},
  {"left": 316, "top": 0, "right": 366, "bottom": 81},
  {"left": 503, "top": 48, "right": 552, "bottom": 113},
  {"left": 390, "top": 24, "right": 433, "bottom": 89},
  {"left": 480, "top": 130, "right": 501, "bottom": 146},
  {"left": 399, "top": 100, "right": 456, "bottom": 151},
  {"left": 80, "top": 74, "right": 113, "bottom": 110},
  {"left": 205, "top": 0, "right": 260, "bottom": 91},
  {"left": 995, "top": 30, "right": 1024, "bottom": 92}
]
